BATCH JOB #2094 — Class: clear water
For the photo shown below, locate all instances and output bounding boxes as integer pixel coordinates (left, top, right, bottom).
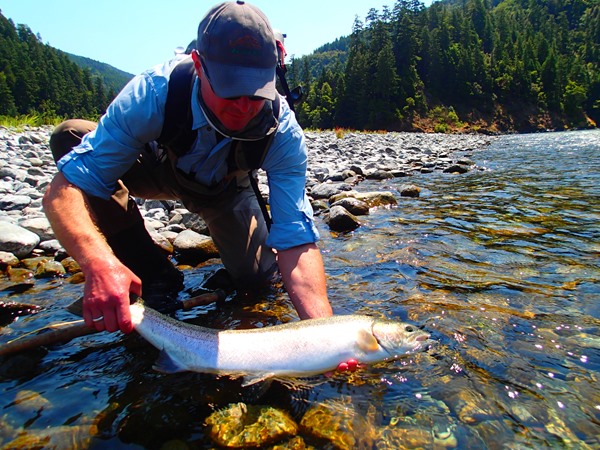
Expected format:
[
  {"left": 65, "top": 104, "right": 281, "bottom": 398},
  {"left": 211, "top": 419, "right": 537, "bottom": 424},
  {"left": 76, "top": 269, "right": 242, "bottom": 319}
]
[{"left": 1, "top": 130, "right": 599, "bottom": 449}]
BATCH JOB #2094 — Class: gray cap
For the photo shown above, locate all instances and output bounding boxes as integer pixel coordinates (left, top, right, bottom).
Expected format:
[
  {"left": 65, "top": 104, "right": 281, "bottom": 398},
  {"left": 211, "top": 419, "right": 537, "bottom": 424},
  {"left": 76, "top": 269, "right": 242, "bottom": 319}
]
[{"left": 197, "top": 1, "right": 278, "bottom": 100}]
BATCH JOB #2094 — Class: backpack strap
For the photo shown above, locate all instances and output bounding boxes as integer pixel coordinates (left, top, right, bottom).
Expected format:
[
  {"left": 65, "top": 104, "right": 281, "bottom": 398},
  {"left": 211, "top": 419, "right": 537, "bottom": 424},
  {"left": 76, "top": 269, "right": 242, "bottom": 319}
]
[{"left": 157, "top": 56, "right": 197, "bottom": 156}]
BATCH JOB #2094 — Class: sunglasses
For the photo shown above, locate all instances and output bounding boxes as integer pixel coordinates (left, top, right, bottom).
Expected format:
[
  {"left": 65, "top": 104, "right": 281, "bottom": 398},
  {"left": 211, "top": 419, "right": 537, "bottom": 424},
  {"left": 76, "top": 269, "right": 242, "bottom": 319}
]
[{"left": 225, "top": 95, "right": 265, "bottom": 102}]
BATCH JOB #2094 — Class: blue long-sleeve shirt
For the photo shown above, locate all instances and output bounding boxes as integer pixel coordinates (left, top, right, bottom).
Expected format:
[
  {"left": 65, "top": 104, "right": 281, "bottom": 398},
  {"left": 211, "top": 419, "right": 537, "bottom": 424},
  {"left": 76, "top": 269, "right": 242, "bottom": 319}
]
[{"left": 57, "top": 57, "right": 319, "bottom": 251}]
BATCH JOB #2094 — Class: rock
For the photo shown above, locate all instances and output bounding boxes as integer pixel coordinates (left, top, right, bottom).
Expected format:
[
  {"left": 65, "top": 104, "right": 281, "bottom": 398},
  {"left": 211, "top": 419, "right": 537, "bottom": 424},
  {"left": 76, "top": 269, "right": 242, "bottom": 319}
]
[
  {"left": 341, "top": 169, "right": 357, "bottom": 180},
  {"left": 19, "top": 217, "right": 55, "bottom": 241},
  {"left": 330, "top": 197, "right": 370, "bottom": 215},
  {"left": 0, "top": 193, "right": 31, "bottom": 211},
  {"left": 37, "top": 239, "right": 64, "bottom": 254},
  {"left": 173, "top": 229, "right": 219, "bottom": 264},
  {"left": 310, "top": 199, "right": 329, "bottom": 214},
  {"left": 365, "top": 169, "right": 395, "bottom": 180},
  {"left": 13, "top": 390, "right": 52, "bottom": 415},
  {"left": 20, "top": 256, "right": 52, "bottom": 270},
  {"left": 60, "top": 257, "right": 81, "bottom": 274},
  {"left": 178, "top": 212, "right": 209, "bottom": 235},
  {"left": 35, "top": 260, "right": 67, "bottom": 278},
  {"left": 149, "top": 230, "right": 174, "bottom": 254},
  {"left": 300, "top": 400, "right": 377, "bottom": 450},
  {"left": 399, "top": 184, "right": 421, "bottom": 198},
  {"left": 309, "top": 182, "right": 353, "bottom": 200},
  {"left": 328, "top": 190, "right": 359, "bottom": 204},
  {"left": 0, "top": 251, "right": 20, "bottom": 269},
  {"left": 159, "top": 230, "right": 180, "bottom": 243},
  {"left": 0, "top": 222, "right": 40, "bottom": 258},
  {"left": 7, "top": 266, "right": 34, "bottom": 283},
  {"left": 443, "top": 164, "right": 470, "bottom": 174},
  {"left": 205, "top": 402, "right": 298, "bottom": 448},
  {"left": 326, "top": 205, "right": 360, "bottom": 232},
  {"left": 376, "top": 425, "right": 436, "bottom": 449}
]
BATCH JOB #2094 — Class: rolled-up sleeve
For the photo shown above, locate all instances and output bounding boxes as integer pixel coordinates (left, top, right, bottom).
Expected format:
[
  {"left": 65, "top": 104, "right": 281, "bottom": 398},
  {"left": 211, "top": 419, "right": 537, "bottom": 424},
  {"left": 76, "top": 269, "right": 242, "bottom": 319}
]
[
  {"left": 57, "top": 64, "right": 169, "bottom": 199},
  {"left": 263, "top": 104, "right": 320, "bottom": 250}
]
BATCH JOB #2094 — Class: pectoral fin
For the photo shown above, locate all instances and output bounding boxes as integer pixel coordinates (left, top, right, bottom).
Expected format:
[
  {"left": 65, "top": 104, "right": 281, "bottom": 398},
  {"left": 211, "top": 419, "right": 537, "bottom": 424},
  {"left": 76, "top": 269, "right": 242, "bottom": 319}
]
[
  {"left": 241, "top": 373, "right": 275, "bottom": 387},
  {"left": 357, "top": 329, "right": 380, "bottom": 353},
  {"left": 153, "top": 350, "right": 187, "bottom": 374}
]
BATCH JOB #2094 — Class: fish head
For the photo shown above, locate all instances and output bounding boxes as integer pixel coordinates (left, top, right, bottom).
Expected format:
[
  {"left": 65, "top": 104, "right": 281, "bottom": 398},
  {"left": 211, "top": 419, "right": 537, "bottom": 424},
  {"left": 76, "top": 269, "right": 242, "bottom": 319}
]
[{"left": 371, "top": 320, "right": 431, "bottom": 357}]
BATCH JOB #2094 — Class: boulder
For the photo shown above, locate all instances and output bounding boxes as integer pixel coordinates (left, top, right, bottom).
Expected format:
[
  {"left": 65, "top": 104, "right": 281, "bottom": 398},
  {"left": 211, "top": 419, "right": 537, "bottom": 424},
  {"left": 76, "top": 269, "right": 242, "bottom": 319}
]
[
  {"left": 327, "top": 206, "right": 360, "bottom": 232},
  {"left": 173, "top": 229, "right": 219, "bottom": 264},
  {"left": 0, "top": 222, "right": 40, "bottom": 258}
]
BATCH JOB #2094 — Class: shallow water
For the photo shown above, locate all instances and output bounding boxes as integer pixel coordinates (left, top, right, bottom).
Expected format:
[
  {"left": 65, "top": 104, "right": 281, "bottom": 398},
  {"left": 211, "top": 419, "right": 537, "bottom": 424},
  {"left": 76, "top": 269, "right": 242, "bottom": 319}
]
[{"left": 1, "top": 130, "right": 599, "bottom": 449}]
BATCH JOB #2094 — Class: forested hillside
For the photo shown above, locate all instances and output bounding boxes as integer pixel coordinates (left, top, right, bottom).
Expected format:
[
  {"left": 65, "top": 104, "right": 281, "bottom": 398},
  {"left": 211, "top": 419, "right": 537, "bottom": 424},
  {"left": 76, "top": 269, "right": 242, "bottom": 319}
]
[
  {"left": 0, "top": 11, "right": 131, "bottom": 120},
  {"left": 1, "top": 0, "right": 598, "bottom": 132},
  {"left": 287, "top": 0, "right": 599, "bottom": 132},
  {"left": 65, "top": 53, "right": 133, "bottom": 94}
]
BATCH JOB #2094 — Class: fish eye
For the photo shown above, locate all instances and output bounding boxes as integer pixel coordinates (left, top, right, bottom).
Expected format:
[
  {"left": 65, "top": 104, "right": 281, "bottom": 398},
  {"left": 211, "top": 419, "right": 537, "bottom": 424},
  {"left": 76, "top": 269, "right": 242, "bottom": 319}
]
[{"left": 405, "top": 325, "right": 414, "bottom": 333}]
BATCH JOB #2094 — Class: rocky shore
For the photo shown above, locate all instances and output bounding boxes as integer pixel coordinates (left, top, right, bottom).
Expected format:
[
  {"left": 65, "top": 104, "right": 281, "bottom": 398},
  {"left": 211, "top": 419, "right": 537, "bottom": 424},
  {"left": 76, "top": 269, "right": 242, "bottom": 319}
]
[{"left": 0, "top": 125, "right": 492, "bottom": 282}]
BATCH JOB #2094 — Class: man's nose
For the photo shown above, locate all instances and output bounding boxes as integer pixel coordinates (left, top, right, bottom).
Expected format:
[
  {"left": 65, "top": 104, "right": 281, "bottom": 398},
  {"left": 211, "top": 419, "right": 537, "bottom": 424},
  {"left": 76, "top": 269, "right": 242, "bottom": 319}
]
[{"left": 232, "top": 96, "right": 253, "bottom": 112}]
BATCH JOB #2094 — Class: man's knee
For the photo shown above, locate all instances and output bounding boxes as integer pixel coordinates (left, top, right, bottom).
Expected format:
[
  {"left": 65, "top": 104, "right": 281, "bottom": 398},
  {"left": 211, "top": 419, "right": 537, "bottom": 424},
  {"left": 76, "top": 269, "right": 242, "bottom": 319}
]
[{"left": 49, "top": 119, "right": 97, "bottom": 163}]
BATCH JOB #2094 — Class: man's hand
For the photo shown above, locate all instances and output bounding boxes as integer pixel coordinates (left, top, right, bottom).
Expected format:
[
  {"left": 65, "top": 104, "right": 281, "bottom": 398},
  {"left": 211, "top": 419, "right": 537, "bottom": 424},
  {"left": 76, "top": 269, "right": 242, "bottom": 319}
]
[
  {"left": 44, "top": 174, "right": 141, "bottom": 334},
  {"left": 82, "top": 259, "right": 141, "bottom": 334}
]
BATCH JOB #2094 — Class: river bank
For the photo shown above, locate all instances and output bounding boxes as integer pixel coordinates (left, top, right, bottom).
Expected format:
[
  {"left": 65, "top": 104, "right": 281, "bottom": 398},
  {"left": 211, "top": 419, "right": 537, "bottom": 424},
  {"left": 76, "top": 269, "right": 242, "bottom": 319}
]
[{"left": 0, "top": 125, "right": 493, "bottom": 280}]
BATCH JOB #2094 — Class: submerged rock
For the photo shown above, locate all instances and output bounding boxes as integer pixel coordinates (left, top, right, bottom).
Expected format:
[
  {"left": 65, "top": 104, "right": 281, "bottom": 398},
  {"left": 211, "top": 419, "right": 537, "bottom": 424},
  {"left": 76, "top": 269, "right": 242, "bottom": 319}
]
[
  {"left": 300, "top": 399, "right": 378, "bottom": 450},
  {"left": 205, "top": 402, "right": 298, "bottom": 448}
]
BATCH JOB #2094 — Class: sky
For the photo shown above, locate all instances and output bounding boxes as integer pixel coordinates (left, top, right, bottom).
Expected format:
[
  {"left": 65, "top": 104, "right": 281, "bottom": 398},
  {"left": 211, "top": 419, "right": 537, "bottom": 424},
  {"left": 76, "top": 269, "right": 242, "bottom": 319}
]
[{"left": 1, "top": 0, "right": 431, "bottom": 75}]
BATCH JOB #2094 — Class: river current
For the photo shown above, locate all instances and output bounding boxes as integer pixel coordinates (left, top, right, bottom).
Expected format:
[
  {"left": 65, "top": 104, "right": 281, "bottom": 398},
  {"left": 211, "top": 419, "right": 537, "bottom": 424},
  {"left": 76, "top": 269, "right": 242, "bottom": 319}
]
[{"left": 1, "top": 130, "right": 599, "bottom": 448}]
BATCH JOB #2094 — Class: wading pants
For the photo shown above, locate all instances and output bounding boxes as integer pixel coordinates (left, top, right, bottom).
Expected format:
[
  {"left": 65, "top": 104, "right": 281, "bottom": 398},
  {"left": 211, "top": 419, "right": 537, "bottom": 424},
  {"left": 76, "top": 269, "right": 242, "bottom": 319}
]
[{"left": 49, "top": 119, "right": 277, "bottom": 287}]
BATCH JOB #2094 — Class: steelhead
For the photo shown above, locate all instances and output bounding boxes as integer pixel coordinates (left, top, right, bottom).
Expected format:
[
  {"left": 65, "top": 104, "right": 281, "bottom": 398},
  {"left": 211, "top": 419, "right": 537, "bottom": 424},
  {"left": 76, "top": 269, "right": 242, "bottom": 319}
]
[{"left": 130, "top": 302, "right": 430, "bottom": 384}]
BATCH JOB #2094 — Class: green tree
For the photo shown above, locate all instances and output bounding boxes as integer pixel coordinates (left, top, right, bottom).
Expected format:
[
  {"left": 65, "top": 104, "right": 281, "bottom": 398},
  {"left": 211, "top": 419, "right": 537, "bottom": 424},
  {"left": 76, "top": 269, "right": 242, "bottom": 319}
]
[{"left": 0, "top": 71, "right": 16, "bottom": 115}]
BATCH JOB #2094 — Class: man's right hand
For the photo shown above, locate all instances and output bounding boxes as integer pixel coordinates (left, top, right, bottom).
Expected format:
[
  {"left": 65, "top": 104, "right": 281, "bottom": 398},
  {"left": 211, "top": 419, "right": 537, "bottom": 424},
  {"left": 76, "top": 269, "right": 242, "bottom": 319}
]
[
  {"left": 43, "top": 174, "right": 142, "bottom": 334},
  {"left": 81, "top": 259, "right": 141, "bottom": 334}
]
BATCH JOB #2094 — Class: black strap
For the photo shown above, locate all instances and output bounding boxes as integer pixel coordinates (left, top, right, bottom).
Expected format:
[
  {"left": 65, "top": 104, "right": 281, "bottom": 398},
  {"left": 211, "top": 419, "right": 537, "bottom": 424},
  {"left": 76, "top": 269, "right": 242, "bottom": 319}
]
[
  {"left": 249, "top": 171, "right": 272, "bottom": 231},
  {"left": 157, "top": 56, "right": 197, "bottom": 155}
]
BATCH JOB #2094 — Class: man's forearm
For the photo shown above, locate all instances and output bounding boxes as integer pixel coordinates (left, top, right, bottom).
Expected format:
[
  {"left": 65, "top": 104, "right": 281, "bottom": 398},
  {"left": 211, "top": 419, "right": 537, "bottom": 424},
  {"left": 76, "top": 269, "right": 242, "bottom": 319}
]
[
  {"left": 42, "top": 173, "right": 116, "bottom": 271},
  {"left": 277, "top": 243, "right": 333, "bottom": 319}
]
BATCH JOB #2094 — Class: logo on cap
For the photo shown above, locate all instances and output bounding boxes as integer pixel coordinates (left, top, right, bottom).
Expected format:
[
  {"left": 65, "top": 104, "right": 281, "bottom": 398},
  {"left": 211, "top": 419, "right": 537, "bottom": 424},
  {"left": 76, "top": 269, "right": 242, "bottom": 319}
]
[{"left": 230, "top": 35, "right": 262, "bottom": 56}]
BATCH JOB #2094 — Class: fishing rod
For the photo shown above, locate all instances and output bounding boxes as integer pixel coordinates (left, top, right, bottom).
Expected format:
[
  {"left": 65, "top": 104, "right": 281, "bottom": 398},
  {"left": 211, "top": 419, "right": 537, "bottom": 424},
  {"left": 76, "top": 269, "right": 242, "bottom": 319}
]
[{"left": 0, "top": 290, "right": 226, "bottom": 358}]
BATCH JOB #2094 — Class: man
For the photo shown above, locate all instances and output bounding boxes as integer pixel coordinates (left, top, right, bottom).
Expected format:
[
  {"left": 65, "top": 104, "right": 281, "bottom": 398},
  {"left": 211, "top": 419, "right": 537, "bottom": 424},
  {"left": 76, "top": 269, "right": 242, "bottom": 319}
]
[{"left": 43, "top": 0, "right": 333, "bottom": 335}]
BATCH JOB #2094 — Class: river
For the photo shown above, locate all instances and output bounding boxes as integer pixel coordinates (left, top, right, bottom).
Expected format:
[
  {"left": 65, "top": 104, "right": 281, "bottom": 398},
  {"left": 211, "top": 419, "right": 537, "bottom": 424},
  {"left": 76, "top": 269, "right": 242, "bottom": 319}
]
[{"left": 1, "top": 130, "right": 599, "bottom": 448}]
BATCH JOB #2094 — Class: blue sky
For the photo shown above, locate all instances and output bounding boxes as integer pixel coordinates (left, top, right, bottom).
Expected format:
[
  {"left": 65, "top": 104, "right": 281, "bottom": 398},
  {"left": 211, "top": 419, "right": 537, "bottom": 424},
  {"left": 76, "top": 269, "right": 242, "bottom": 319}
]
[{"left": 1, "top": 0, "right": 432, "bottom": 75}]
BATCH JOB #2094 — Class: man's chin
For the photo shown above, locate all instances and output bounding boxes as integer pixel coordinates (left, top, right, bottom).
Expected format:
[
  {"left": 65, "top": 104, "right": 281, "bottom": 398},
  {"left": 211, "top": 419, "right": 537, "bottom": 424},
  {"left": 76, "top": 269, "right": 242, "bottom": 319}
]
[{"left": 220, "top": 119, "right": 250, "bottom": 132}]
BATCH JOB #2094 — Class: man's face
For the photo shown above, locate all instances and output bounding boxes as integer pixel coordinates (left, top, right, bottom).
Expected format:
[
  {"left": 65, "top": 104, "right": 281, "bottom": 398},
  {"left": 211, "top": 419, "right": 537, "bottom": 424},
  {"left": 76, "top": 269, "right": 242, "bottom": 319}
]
[{"left": 198, "top": 61, "right": 266, "bottom": 131}]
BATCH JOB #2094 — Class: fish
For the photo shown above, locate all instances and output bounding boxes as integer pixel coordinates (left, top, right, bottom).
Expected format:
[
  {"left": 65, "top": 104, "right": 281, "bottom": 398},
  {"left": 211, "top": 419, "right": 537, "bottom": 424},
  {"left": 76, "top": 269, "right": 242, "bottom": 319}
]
[{"left": 129, "top": 301, "right": 431, "bottom": 385}]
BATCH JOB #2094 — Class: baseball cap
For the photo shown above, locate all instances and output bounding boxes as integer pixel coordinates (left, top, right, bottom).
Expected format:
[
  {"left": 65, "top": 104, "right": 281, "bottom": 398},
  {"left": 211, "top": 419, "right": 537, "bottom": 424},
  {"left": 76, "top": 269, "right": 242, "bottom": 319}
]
[{"left": 197, "top": 1, "right": 278, "bottom": 100}]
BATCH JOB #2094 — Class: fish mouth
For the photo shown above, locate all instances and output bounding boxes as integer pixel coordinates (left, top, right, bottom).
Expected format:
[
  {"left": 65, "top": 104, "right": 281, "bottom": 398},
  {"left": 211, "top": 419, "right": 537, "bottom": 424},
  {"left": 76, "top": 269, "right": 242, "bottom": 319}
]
[{"left": 415, "top": 333, "right": 430, "bottom": 342}]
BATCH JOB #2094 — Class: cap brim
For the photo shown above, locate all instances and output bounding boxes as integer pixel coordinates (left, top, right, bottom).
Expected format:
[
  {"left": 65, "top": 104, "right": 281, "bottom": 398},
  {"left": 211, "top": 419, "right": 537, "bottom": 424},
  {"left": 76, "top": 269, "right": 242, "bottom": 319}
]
[{"left": 205, "top": 61, "right": 277, "bottom": 101}]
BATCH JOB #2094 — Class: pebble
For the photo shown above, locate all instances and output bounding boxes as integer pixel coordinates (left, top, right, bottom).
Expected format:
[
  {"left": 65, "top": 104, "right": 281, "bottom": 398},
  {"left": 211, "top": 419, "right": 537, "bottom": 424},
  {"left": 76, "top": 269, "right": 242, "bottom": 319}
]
[{"left": 0, "top": 125, "right": 492, "bottom": 277}]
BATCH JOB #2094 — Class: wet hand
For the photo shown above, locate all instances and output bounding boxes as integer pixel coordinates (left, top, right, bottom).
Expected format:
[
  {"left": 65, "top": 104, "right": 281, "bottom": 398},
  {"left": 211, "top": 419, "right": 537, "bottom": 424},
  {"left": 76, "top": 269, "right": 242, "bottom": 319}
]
[{"left": 82, "top": 261, "right": 141, "bottom": 334}]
